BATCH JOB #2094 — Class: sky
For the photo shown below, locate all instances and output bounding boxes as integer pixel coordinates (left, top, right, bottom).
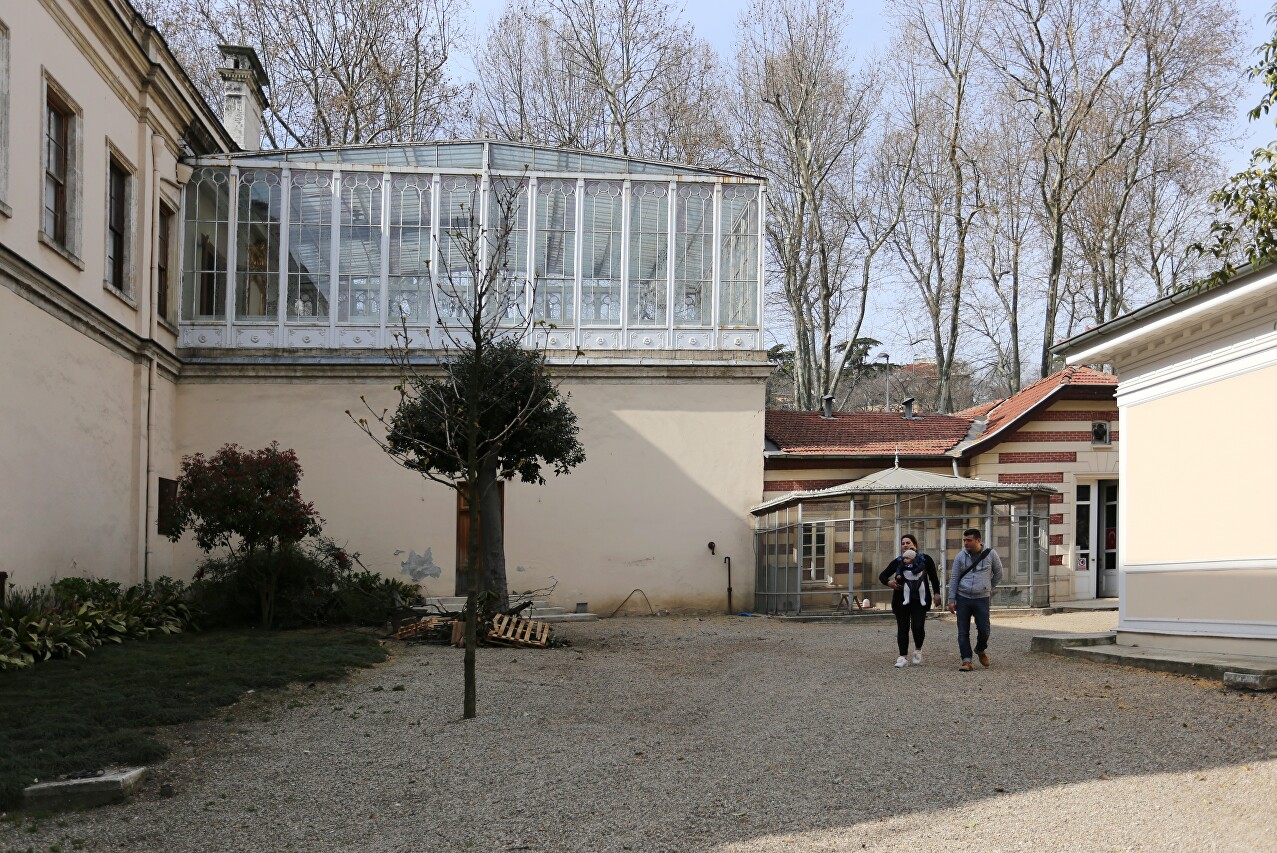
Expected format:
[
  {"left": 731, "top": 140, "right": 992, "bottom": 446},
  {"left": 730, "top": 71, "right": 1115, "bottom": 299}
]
[
  {"left": 461, "top": 0, "right": 1276, "bottom": 171},
  {"left": 460, "top": 0, "right": 1277, "bottom": 362}
]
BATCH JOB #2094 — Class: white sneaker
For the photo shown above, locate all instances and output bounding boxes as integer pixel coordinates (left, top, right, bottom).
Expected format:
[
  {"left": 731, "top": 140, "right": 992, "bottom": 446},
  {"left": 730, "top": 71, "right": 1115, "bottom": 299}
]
[
  {"left": 894, "top": 656, "right": 909, "bottom": 668},
  {"left": 911, "top": 650, "right": 923, "bottom": 666}
]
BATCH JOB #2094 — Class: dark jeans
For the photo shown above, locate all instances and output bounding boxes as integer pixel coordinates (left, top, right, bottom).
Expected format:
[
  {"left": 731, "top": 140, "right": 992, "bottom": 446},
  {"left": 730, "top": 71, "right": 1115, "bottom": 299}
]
[
  {"left": 894, "top": 605, "right": 928, "bottom": 656},
  {"left": 956, "top": 594, "right": 991, "bottom": 661}
]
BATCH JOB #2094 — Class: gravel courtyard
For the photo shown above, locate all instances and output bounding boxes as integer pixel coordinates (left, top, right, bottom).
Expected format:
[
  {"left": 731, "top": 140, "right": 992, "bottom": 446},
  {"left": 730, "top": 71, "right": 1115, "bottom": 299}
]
[{"left": 4, "top": 612, "right": 1274, "bottom": 853}]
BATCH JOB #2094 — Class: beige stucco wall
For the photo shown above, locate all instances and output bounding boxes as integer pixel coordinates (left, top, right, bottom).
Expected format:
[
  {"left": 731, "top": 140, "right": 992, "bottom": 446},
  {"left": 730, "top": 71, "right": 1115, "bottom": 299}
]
[
  {"left": 1116, "top": 361, "right": 1277, "bottom": 655},
  {"left": 1123, "top": 362, "right": 1277, "bottom": 565},
  {"left": 174, "top": 377, "right": 765, "bottom": 613},
  {"left": 0, "top": 286, "right": 144, "bottom": 586}
]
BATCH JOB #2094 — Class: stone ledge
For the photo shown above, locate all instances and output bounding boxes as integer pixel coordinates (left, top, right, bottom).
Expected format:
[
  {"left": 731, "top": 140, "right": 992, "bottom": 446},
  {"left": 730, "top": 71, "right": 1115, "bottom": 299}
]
[
  {"left": 23, "top": 767, "right": 150, "bottom": 812},
  {"left": 1061, "top": 643, "right": 1277, "bottom": 684},
  {"left": 1030, "top": 631, "right": 1117, "bottom": 653},
  {"left": 1223, "top": 671, "right": 1277, "bottom": 692}
]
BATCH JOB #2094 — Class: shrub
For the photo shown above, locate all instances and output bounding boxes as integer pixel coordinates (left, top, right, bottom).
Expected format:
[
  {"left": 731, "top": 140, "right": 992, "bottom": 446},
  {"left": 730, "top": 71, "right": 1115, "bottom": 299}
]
[
  {"left": 191, "top": 537, "right": 421, "bottom": 630},
  {"left": 0, "top": 579, "right": 196, "bottom": 672},
  {"left": 168, "top": 443, "right": 323, "bottom": 629}
]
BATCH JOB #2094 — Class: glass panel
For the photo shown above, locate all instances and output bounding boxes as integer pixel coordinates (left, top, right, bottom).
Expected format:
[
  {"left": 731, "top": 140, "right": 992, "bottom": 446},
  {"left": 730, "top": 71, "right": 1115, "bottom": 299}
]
[
  {"left": 534, "top": 179, "right": 575, "bottom": 324},
  {"left": 719, "top": 184, "right": 758, "bottom": 327},
  {"left": 388, "top": 174, "right": 431, "bottom": 325},
  {"left": 182, "top": 167, "right": 231, "bottom": 320},
  {"left": 234, "top": 169, "right": 282, "bottom": 320},
  {"left": 437, "top": 175, "right": 477, "bottom": 322},
  {"left": 286, "top": 171, "right": 331, "bottom": 321},
  {"left": 628, "top": 182, "right": 668, "bottom": 327},
  {"left": 581, "top": 181, "right": 622, "bottom": 326},
  {"left": 489, "top": 177, "right": 529, "bottom": 325},
  {"left": 436, "top": 143, "right": 483, "bottom": 168},
  {"left": 337, "top": 172, "right": 382, "bottom": 323},
  {"left": 1076, "top": 484, "right": 1091, "bottom": 502},
  {"left": 674, "top": 184, "right": 713, "bottom": 327}
]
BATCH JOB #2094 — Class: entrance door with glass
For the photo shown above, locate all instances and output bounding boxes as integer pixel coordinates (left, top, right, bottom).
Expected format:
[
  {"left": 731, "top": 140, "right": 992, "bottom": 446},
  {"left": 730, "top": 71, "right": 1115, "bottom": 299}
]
[{"left": 1074, "top": 480, "right": 1119, "bottom": 598}]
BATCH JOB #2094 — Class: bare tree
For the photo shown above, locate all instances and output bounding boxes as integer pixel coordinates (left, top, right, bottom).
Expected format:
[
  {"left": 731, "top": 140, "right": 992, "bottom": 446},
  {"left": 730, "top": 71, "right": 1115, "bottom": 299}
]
[
  {"left": 138, "top": 0, "right": 469, "bottom": 147},
  {"left": 889, "top": 0, "right": 986, "bottom": 413},
  {"left": 475, "top": 0, "right": 725, "bottom": 163},
  {"left": 985, "top": 0, "right": 1153, "bottom": 377},
  {"left": 729, "top": 0, "right": 881, "bottom": 411},
  {"left": 1064, "top": 0, "right": 1243, "bottom": 322}
]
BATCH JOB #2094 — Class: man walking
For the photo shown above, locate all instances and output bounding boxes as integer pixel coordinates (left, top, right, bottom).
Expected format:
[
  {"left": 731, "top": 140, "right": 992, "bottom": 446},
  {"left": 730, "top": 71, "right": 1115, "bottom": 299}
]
[{"left": 947, "top": 528, "right": 1003, "bottom": 671}]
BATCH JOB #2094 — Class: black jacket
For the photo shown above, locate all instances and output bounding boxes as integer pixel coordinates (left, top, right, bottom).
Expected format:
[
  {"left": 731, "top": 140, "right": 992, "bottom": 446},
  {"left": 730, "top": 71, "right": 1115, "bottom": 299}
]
[{"left": 878, "top": 554, "right": 940, "bottom": 610}]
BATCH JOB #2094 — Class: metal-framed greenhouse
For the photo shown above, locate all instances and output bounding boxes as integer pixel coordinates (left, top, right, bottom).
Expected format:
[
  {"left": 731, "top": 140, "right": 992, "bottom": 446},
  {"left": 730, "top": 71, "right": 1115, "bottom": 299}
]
[{"left": 751, "top": 467, "right": 1056, "bottom": 615}]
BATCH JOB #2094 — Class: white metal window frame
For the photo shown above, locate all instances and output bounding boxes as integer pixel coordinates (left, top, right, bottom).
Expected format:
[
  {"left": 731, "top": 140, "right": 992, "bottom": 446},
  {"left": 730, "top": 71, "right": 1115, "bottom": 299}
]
[{"left": 177, "top": 153, "right": 765, "bottom": 352}]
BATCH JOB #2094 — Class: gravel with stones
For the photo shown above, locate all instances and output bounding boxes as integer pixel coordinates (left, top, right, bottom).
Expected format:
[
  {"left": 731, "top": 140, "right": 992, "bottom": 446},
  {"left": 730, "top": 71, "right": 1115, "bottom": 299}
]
[{"left": 4, "top": 612, "right": 1274, "bottom": 853}]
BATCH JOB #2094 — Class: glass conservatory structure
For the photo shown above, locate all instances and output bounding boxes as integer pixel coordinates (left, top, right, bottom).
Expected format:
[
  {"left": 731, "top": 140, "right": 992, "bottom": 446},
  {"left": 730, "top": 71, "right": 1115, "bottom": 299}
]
[
  {"left": 752, "top": 468, "right": 1055, "bottom": 615},
  {"left": 178, "top": 140, "right": 765, "bottom": 352}
]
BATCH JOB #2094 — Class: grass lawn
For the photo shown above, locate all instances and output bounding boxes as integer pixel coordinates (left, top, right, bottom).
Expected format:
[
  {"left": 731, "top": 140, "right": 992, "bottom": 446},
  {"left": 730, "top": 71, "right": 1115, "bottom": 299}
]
[{"left": 0, "top": 629, "right": 387, "bottom": 809}]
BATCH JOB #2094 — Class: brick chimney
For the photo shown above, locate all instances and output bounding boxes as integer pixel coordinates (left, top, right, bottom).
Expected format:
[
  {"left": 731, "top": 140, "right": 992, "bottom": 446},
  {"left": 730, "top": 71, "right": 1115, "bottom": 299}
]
[{"left": 217, "top": 45, "right": 268, "bottom": 151}]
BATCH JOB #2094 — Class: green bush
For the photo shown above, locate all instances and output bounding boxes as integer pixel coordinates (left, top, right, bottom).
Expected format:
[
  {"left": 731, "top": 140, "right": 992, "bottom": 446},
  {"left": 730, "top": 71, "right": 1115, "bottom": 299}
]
[
  {"left": 191, "top": 537, "right": 421, "bottom": 629},
  {"left": 0, "top": 579, "right": 196, "bottom": 672}
]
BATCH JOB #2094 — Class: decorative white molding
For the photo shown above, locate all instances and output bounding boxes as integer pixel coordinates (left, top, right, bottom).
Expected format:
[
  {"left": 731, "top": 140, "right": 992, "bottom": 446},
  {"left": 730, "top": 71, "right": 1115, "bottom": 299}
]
[
  {"left": 1063, "top": 264, "right": 1277, "bottom": 366},
  {"left": 1123, "top": 558, "right": 1277, "bottom": 573},
  {"left": 1115, "top": 327, "right": 1277, "bottom": 407},
  {"left": 1119, "top": 616, "right": 1277, "bottom": 640}
]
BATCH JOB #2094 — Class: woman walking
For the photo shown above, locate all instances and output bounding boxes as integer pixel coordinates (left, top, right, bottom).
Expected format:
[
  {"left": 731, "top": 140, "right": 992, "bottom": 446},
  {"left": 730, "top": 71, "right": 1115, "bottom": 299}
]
[{"left": 879, "top": 534, "right": 940, "bottom": 668}]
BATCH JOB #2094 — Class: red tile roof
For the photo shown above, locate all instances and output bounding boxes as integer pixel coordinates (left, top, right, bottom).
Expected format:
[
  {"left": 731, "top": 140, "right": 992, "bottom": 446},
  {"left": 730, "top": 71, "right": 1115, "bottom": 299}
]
[
  {"left": 765, "top": 410, "right": 974, "bottom": 456},
  {"left": 976, "top": 366, "right": 1116, "bottom": 443},
  {"left": 766, "top": 367, "right": 1117, "bottom": 457}
]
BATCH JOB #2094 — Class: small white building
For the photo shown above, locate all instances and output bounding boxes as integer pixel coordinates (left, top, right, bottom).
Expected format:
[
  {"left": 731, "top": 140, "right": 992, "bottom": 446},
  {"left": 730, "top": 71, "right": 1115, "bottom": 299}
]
[{"left": 1055, "top": 263, "right": 1277, "bottom": 658}]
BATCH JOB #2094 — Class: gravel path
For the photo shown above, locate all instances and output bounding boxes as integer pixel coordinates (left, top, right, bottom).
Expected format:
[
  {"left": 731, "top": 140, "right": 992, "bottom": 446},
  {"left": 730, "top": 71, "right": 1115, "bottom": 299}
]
[{"left": 4, "top": 612, "right": 1274, "bottom": 853}]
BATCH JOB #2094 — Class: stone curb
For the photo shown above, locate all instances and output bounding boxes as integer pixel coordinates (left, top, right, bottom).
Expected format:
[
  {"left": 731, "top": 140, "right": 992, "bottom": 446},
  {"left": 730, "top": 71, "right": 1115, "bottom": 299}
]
[{"left": 23, "top": 767, "right": 150, "bottom": 812}]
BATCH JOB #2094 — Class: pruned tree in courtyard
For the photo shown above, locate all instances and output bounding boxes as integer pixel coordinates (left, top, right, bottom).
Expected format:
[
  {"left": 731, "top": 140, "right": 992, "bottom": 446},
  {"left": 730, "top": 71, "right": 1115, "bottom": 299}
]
[{"left": 351, "top": 176, "right": 585, "bottom": 719}]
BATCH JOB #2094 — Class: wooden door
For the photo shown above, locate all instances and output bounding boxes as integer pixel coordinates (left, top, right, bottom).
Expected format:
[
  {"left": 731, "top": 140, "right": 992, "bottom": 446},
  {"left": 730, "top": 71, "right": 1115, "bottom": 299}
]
[{"left": 455, "top": 483, "right": 505, "bottom": 595}]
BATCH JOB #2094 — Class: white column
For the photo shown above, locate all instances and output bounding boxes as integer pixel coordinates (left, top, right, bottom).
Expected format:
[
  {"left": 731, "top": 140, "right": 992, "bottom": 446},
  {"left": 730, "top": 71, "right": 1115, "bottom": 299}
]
[{"left": 225, "top": 165, "right": 238, "bottom": 341}]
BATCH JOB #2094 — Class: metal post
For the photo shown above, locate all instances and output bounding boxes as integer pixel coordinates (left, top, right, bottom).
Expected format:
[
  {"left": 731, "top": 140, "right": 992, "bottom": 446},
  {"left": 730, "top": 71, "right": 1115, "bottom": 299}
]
[{"left": 939, "top": 496, "right": 948, "bottom": 609}]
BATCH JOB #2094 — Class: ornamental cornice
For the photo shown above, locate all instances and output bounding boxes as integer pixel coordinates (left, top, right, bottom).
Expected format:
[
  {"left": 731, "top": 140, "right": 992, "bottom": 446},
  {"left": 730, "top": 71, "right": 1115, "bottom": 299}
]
[{"left": 0, "top": 244, "right": 182, "bottom": 381}]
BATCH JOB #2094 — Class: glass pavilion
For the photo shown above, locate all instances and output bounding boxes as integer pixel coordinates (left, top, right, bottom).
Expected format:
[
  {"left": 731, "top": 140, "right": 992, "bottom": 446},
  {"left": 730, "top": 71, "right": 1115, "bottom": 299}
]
[
  {"left": 752, "top": 468, "right": 1056, "bottom": 615},
  {"left": 178, "top": 140, "right": 765, "bottom": 352}
]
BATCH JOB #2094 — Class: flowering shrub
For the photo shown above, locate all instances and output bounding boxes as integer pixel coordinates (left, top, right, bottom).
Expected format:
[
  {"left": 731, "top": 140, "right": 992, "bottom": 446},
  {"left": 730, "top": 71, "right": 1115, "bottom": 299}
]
[{"left": 168, "top": 443, "right": 324, "bottom": 629}]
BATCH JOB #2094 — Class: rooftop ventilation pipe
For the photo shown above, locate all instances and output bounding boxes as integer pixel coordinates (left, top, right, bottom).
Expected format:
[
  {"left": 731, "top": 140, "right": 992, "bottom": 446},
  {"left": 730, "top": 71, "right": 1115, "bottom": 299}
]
[
  {"left": 821, "top": 395, "right": 835, "bottom": 419},
  {"left": 902, "top": 397, "right": 916, "bottom": 420}
]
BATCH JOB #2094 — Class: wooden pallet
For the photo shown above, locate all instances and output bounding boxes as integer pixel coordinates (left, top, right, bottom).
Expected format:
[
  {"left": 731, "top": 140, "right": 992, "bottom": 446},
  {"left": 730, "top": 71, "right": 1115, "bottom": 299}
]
[{"left": 486, "top": 613, "right": 551, "bottom": 648}]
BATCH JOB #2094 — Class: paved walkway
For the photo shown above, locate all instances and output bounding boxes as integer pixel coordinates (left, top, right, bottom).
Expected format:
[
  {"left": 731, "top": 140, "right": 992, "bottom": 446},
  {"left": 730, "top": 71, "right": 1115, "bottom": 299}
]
[{"left": 4, "top": 612, "right": 1274, "bottom": 853}]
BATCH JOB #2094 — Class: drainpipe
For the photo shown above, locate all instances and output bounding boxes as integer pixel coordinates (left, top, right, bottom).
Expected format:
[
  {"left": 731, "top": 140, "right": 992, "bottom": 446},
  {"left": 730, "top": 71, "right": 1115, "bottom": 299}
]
[{"left": 142, "top": 132, "right": 165, "bottom": 584}]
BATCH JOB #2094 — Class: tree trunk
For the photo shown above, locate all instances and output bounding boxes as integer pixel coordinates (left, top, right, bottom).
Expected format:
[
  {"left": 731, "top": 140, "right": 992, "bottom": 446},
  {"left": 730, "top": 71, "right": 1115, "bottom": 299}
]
[
  {"left": 463, "top": 477, "right": 481, "bottom": 720},
  {"left": 478, "top": 455, "right": 508, "bottom": 615}
]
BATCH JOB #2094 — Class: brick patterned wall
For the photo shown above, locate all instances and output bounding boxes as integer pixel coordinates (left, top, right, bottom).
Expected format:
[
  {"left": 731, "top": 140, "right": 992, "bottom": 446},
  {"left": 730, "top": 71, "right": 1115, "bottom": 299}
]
[
  {"left": 1003, "top": 429, "right": 1120, "bottom": 443},
  {"left": 1048, "top": 533, "right": 1063, "bottom": 545},
  {"left": 762, "top": 478, "right": 846, "bottom": 493},
  {"left": 998, "top": 451, "right": 1078, "bottom": 464},
  {"left": 1033, "top": 410, "right": 1115, "bottom": 422},
  {"left": 1049, "top": 514, "right": 1063, "bottom": 524},
  {"left": 998, "top": 472, "right": 1064, "bottom": 483}
]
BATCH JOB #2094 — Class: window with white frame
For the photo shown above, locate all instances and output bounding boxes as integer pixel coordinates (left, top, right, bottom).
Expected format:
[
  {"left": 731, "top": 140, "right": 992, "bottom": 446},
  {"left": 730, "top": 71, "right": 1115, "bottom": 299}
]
[
  {"left": 235, "top": 169, "right": 282, "bottom": 320},
  {"left": 337, "top": 172, "right": 381, "bottom": 323},
  {"left": 182, "top": 167, "right": 231, "bottom": 320},
  {"left": 534, "top": 179, "right": 575, "bottom": 323},
  {"left": 388, "top": 173, "right": 431, "bottom": 324},
  {"left": 581, "top": 181, "right": 622, "bottom": 326},
  {"left": 286, "top": 170, "right": 331, "bottom": 321},
  {"left": 719, "top": 185, "right": 759, "bottom": 327},
  {"left": 437, "top": 175, "right": 477, "bottom": 320},
  {"left": 802, "top": 523, "right": 829, "bottom": 582},
  {"left": 628, "top": 182, "right": 668, "bottom": 327},
  {"left": 674, "top": 184, "right": 713, "bottom": 327},
  {"left": 488, "top": 176, "right": 529, "bottom": 325}
]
